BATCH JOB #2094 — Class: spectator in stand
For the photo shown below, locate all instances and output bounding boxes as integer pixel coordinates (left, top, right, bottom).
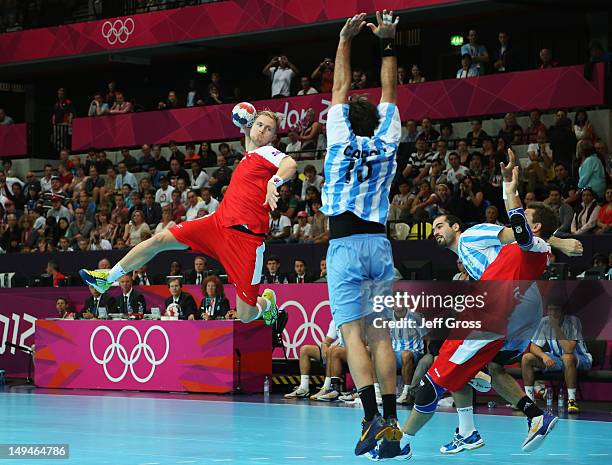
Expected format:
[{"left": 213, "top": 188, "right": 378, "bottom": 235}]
[
  {"left": 485, "top": 205, "right": 503, "bottom": 225},
  {"left": 7, "top": 182, "right": 26, "bottom": 212},
  {"left": 409, "top": 64, "right": 426, "bottom": 83},
  {"left": 310, "top": 57, "right": 334, "bottom": 93},
  {"left": 111, "top": 193, "right": 129, "bottom": 227},
  {"left": 388, "top": 181, "right": 411, "bottom": 221},
  {"left": 401, "top": 119, "right": 419, "bottom": 148},
  {"left": 169, "top": 190, "right": 186, "bottom": 222},
  {"left": 109, "top": 91, "right": 133, "bottom": 114},
  {"left": 206, "top": 84, "right": 223, "bottom": 105},
  {"left": 465, "top": 119, "right": 488, "bottom": 148},
  {"left": 594, "top": 141, "right": 610, "bottom": 176},
  {"left": 261, "top": 255, "right": 289, "bottom": 284},
  {"left": 199, "top": 188, "right": 219, "bottom": 216},
  {"left": 456, "top": 53, "right": 479, "bottom": 78},
  {"left": 88, "top": 93, "right": 109, "bottom": 116},
  {"left": 105, "top": 81, "right": 117, "bottom": 106},
  {"left": 577, "top": 140, "right": 606, "bottom": 200},
  {"left": 263, "top": 55, "right": 298, "bottom": 98},
  {"left": 544, "top": 186, "right": 574, "bottom": 236},
  {"left": 95, "top": 150, "right": 113, "bottom": 174},
  {"left": 397, "top": 66, "right": 408, "bottom": 85},
  {"left": 58, "top": 164, "right": 74, "bottom": 193},
  {"left": 57, "top": 236, "right": 73, "bottom": 252},
  {"left": 141, "top": 190, "right": 162, "bottom": 228},
  {"left": 299, "top": 108, "right": 322, "bottom": 151},
  {"left": 571, "top": 187, "right": 600, "bottom": 235},
  {"left": 117, "top": 274, "right": 147, "bottom": 315},
  {"left": 267, "top": 208, "right": 291, "bottom": 243},
  {"left": 461, "top": 29, "right": 489, "bottom": 74},
  {"left": 24, "top": 171, "right": 41, "bottom": 197},
  {"left": 314, "top": 258, "right": 327, "bottom": 283},
  {"left": 168, "top": 141, "right": 185, "bottom": 166},
  {"left": 456, "top": 176, "right": 485, "bottom": 223},
  {"left": 154, "top": 205, "right": 176, "bottom": 235},
  {"left": 218, "top": 142, "right": 242, "bottom": 167},
  {"left": 290, "top": 210, "right": 312, "bottom": 243},
  {"left": 286, "top": 129, "right": 302, "bottom": 154},
  {"left": 167, "top": 158, "right": 190, "bottom": 188},
  {"left": 306, "top": 199, "right": 328, "bottom": 244},
  {"left": 184, "top": 143, "right": 199, "bottom": 164},
  {"left": 189, "top": 160, "right": 209, "bottom": 192},
  {"left": 402, "top": 138, "right": 436, "bottom": 185},
  {"left": 209, "top": 155, "right": 232, "bottom": 198},
  {"left": 492, "top": 31, "right": 513, "bottom": 73},
  {"left": 158, "top": 90, "right": 180, "bottom": 110},
  {"left": 127, "top": 190, "right": 142, "bottom": 214},
  {"left": 164, "top": 277, "right": 197, "bottom": 320},
  {"left": 198, "top": 275, "right": 230, "bottom": 320},
  {"left": 185, "top": 79, "right": 204, "bottom": 107},
  {"left": 453, "top": 260, "right": 470, "bottom": 281},
  {"left": 198, "top": 142, "right": 217, "bottom": 168},
  {"left": 56, "top": 296, "right": 75, "bottom": 319},
  {"left": 132, "top": 265, "right": 153, "bottom": 286},
  {"left": 595, "top": 187, "right": 612, "bottom": 234},
  {"left": 52, "top": 87, "right": 76, "bottom": 126},
  {"left": 89, "top": 229, "right": 112, "bottom": 251},
  {"left": 522, "top": 302, "right": 591, "bottom": 413},
  {"left": 124, "top": 210, "right": 151, "bottom": 246},
  {"left": 289, "top": 259, "right": 314, "bottom": 283},
  {"left": 467, "top": 152, "right": 488, "bottom": 184},
  {"left": 114, "top": 238, "right": 127, "bottom": 250},
  {"left": 549, "top": 114, "right": 577, "bottom": 171},
  {"left": 185, "top": 256, "right": 217, "bottom": 285},
  {"left": 300, "top": 165, "right": 324, "bottom": 200},
  {"left": 498, "top": 112, "right": 523, "bottom": 145},
  {"left": 297, "top": 76, "right": 319, "bottom": 96},
  {"left": 276, "top": 185, "right": 298, "bottom": 220},
  {"left": 40, "top": 164, "right": 54, "bottom": 193},
  {"left": 85, "top": 166, "right": 104, "bottom": 204},
  {"left": 417, "top": 117, "right": 440, "bottom": 144},
  {"left": 0, "top": 108, "right": 14, "bottom": 125},
  {"left": 437, "top": 122, "right": 455, "bottom": 151},
  {"left": 0, "top": 213, "right": 20, "bottom": 252},
  {"left": 408, "top": 181, "right": 437, "bottom": 221},
  {"left": 350, "top": 69, "right": 366, "bottom": 90},
  {"left": 525, "top": 109, "right": 547, "bottom": 143},
  {"left": 454, "top": 137, "right": 472, "bottom": 168},
  {"left": 47, "top": 196, "right": 72, "bottom": 222},
  {"left": 184, "top": 190, "right": 206, "bottom": 221},
  {"left": 573, "top": 110, "right": 597, "bottom": 142},
  {"left": 79, "top": 285, "right": 116, "bottom": 319},
  {"left": 46, "top": 260, "right": 66, "bottom": 287},
  {"left": 146, "top": 145, "right": 166, "bottom": 173},
  {"left": 115, "top": 161, "right": 138, "bottom": 192},
  {"left": 66, "top": 206, "right": 93, "bottom": 246},
  {"left": 539, "top": 48, "right": 558, "bottom": 69},
  {"left": 526, "top": 130, "right": 554, "bottom": 195},
  {"left": 94, "top": 209, "right": 117, "bottom": 244}
]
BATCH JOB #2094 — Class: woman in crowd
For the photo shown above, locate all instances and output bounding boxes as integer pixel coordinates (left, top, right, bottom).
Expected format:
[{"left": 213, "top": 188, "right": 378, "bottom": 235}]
[
  {"left": 69, "top": 166, "right": 88, "bottom": 200},
  {"left": 299, "top": 108, "right": 322, "bottom": 152},
  {"left": 154, "top": 206, "right": 176, "bottom": 235},
  {"left": 456, "top": 139, "right": 471, "bottom": 166},
  {"left": 198, "top": 141, "right": 217, "bottom": 167},
  {"left": 409, "top": 64, "right": 426, "bottom": 83},
  {"left": 573, "top": 109, "right": 596, "bottom": 142},
  {"left": 123, "top": 210, "right": 151, "bottom": 247},
  {"left": 571, "top": 187, "right": 600, "bottom": 235},
  {"left": 51, "top": 217, "right": 70, "bottom": 246},
  {"left": 595, "top": 187, "right": 612, "bottom": 234},
  {"left": 94, "top": 209, "right": 117, "bottom": 243},
  {"left": 577, "top": 140, "right": 606, "bottom": 200},
  {"left": 198, "top": 275, "right": 230, "bottom": 320},
  {"left": 306, "top": 199, "right": 328, "bottom": 244},
  {"left": 19, "top": 215, "right": 39, "bottom": 249}
]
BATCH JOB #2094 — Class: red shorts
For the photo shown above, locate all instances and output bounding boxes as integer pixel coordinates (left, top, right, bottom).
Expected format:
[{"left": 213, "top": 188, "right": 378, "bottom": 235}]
[
  {"left": 427, "top": 338, "right": 505, "bottom": 392},
  {"left": 169, "top": 213, "right": 265, "bottom": 306}
]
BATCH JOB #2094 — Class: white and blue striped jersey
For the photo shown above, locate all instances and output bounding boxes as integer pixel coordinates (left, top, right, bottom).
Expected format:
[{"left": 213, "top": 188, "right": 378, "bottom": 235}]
[
  {"left": 321, "top": 102, "right": 401, "bottom": 224},
  {"left": 390, "top": 313, "right": 425, "bottom": 354},
  {"left": 531, "top": 315, "right": 592, "bottom": 362}
]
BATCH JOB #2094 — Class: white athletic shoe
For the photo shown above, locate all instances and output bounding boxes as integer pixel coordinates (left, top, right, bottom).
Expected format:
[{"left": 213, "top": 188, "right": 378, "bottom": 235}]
[
  {"left": 310, "top": 386, "right": 330, "bottom": 400},
  {"left": 316, "top": 390, "right": 340, "bottom": 402},
  {"left": 339, "top": 391, "right": 358, "bottom": 402},
  {"left": 284, "top": 386, "right": 309, "bottom": 399},
  {"left": 396, "top": 390, "right": 412, "bottom": 405},
  {"left": 468, "top": 371, "right": 492, "bottom": 393}
]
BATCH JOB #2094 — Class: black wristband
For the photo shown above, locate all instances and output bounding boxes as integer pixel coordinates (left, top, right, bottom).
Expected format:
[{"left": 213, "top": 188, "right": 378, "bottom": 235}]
[{"left": 380, "top": 38, "right": 396, "bottom": 57}]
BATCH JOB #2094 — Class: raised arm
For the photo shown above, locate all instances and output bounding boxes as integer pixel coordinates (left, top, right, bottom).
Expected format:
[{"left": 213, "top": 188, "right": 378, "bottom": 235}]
[
  {"left": 331, "top": 13, "right": 367, "bottom": 106},
  {"left": 366, "top": 10, "right": 399, "bottom": 104}
]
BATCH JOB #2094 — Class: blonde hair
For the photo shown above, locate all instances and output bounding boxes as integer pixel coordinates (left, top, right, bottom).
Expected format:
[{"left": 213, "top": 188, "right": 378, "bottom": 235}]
[{"left": 255, "top": 109, "right": 282, "bottom": 130}]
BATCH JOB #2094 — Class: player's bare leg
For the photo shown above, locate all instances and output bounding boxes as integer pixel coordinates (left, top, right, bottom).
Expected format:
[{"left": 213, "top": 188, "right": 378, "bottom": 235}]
[
  {"left": 79, "top": 229, "right": 187, "bottom": 292},
  {"left": 236, "top": 291, "right": 278, "bottom": 325}
]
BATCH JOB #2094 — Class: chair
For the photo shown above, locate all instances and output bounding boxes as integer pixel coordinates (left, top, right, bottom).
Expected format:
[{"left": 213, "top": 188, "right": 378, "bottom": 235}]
[
  {"left": 272, "top": 309, "right": 289, "bottom": 360},
  {"left": 394, "top": 223, "right": 411, "bottom": 240},
  {"left": 408, "top": 222, "right": 432, "bottom": 240}
]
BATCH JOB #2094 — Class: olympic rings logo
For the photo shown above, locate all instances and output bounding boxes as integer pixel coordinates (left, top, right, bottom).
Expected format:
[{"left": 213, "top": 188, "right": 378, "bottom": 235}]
[
  {"left": 101, "top": 18, "right": 135, "bottom": 45},
  {"left": 90, "top": 325, "right": 169, "bottom": 383},
  {"left": 280, "top": 299, "right": 330, "bottom": 358}
]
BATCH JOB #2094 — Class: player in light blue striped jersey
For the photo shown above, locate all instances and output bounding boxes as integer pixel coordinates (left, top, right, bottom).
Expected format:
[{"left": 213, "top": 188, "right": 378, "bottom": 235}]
[{"left": 321, "top": 10, "right": 404, "bottom": 459}]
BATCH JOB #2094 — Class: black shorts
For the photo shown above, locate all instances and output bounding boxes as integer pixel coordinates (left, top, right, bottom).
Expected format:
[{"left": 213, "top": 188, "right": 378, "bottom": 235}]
[{"left": 492, "top": 349, "right": 523, "bottom": 366}]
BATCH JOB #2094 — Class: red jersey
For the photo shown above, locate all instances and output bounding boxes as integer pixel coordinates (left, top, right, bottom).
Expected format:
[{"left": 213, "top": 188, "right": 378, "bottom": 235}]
[
  {"left": 480, "top": 242, "right": 550, "bottom": 280},
  {"left": 216, "top": 145, "right": 288, "bottom": 234}
]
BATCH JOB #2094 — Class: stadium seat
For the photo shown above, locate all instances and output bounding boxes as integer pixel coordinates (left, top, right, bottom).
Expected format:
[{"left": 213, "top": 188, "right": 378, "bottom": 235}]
[
  {"left": 394, "top": 223, "right": 411, "bottom": 240},
  {"left": 408, "top": 222, "right": 432, "bottom": 240}
]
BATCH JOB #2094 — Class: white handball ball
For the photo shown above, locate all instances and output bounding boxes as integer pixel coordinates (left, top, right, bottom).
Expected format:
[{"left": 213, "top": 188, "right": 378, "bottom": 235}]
[
  {"left": 231, "top": 102, "right": 256, "bottom": 128},
  {"left": 165, "top": 303, "right": 181, "bottom": 317}
]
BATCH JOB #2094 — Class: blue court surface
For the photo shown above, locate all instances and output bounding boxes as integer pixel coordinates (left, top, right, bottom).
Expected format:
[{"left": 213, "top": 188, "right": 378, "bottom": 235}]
[{"left": 1, "top": 390, "right": 610, "bottom": 465}]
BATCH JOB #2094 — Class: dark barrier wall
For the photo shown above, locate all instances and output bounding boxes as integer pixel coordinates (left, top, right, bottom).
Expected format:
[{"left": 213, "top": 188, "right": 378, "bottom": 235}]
[{"left": 0, "top": 237, "right": 609, "bottom": 283}]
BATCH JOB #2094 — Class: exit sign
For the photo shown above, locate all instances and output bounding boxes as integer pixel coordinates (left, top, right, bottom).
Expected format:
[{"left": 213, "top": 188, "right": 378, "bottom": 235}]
[{"left": 450, "top": 35, "right": 464, "bottom": 46}]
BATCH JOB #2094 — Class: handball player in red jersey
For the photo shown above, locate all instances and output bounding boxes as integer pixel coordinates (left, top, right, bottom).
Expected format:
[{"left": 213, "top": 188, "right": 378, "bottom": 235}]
[{"left": 80, "top": 109, "right": 297, "bottom": 325}]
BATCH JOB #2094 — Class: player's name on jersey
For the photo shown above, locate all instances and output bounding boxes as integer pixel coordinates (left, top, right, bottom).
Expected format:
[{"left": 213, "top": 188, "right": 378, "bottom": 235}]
[{"left": 373, "top": 317, "right": 482, "bottom": 330}]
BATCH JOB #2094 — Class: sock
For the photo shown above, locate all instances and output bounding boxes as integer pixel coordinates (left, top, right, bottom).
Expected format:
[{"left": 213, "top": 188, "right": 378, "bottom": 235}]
[
  {"left": 456, "top": 406, "right": 476, "bottom": 437},
  {"left": 331, "top": 376, "right": 342, "bottom": 392},
  {"left": 323, "top": 377, "right": 332, "bottom": 390},
  {"left": 517, "top": 395, "right": 543, "bottom": 419},
  {"left": 402, "top": 385, "right": 410, "bottom": 395},
  {"left": 524, "top": 385, "right": 535, "bottom": 400},
  {"left": 358, "top": 385, "right": 380, "bottom": 422},
  {"left": 299, "top": 375, "right": 309, "bottom": 391},
  {"left": 254, "top": 299, "right": 270, "bottom": 320},
  {"left": 567, "top": 388, "right": 576, "bottom": 401},
  {"left": 382, "top": 394, "right": 397, "bottom": 420},
  {"left": 374, "top": 382, "right": 381, "bottom": 397},
  {"left": 107, "top": 263, "right": 126, "bottom": 283}
]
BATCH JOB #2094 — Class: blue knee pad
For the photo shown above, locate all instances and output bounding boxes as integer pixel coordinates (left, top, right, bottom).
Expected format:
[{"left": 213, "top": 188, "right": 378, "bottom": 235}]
[{"left": 414, "top": 374, "right": 447, "bottom": 414}]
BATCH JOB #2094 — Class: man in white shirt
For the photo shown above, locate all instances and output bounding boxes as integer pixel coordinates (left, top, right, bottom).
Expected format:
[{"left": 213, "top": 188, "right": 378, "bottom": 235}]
[
  {"left": 460, "top": 29, "right": 489, "bottom": 74},
  {"left": 262, "top": 55, "right": 299, "bottom": 98},
  {"left": 115, "top": 161, "right": 138, "bottom": 191},
  {"left": 456, "top": 54, "right": 479, "bottom": 79},
  {"left": 40, "top": 164, "right": 54, "bottom": 193},
  {"left": 155, "top": 176, "right": 174, "bottom": 207},
  {"left": 444, "top": 152, "right": 469, "bottom": 190},
  {"left": 190, "top": 160, "right": 209, "bottom": 190},
  {"left": 286, "top": 130, "right": 302, "bottom": 153},
  {"left": 185, "top": 190, "right": 206, "bottom": 221},
  {"left": 267, "top": 209, "right": 291, "bottom": 242},
  {"left": 297, "top": 76, "right": 319, "bottom": 96},
  {"left": 200, "top": 188, "right": 219, "bottom": 215}
]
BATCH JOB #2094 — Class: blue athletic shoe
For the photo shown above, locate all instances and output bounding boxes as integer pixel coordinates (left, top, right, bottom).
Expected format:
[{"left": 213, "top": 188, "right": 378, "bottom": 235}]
[
  {"left": 367, "top": 432, "right": 413, "bottom": 461},
  {"left": 522, "top": 411, "right": 558, "bottom": 452},
  {"left": 440, "top": 428, "right": 485, "bottom": 454},
  {"left": 355, "top": 414, "right": 393, "bottom": 456}
]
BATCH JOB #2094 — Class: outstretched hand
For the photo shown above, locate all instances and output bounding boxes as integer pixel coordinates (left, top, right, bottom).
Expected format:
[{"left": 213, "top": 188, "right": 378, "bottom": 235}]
[
  {"left": 366, "top": 10, "right": 399, "bottom": 39},
  {"left": 500, "top": 148, "right": 517, "bottom": 182},
  {"left": 339, "top": 13, "right": 367, "bottom": 40},
  {"left": 263, "top": 181, "right": 280, "bottom": 210}
]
